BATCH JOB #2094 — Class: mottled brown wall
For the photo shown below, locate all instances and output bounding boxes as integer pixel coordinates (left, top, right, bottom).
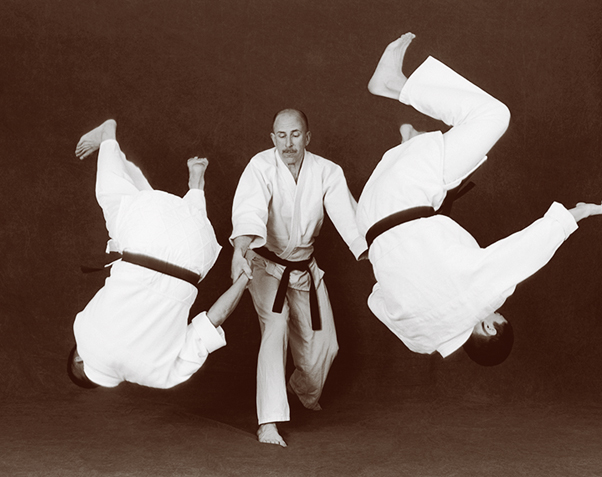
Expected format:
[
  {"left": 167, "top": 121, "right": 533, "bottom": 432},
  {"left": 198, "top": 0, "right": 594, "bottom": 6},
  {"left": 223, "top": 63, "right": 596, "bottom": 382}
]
[{"left": 1, "top": 0, "right": 601, "bottom": 405}]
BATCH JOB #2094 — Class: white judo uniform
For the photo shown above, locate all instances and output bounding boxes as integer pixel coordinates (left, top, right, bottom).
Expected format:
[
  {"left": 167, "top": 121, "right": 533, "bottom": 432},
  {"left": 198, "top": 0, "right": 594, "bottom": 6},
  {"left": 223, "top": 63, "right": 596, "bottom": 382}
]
[
  {"left": 231, "top": 148, "right": 366, "bottom": 424},
  {"left": 357, "top": 57, "right": 579, "bottom": 358},
  {"left": 74, "top": 139, "right": 224, "bottom": 388}
]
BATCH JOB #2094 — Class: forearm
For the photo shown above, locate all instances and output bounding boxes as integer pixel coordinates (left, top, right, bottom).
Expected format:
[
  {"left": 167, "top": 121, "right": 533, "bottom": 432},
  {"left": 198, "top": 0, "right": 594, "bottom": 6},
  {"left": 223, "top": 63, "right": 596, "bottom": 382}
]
[
  {"left": 232, "top": 235, "right": 253, "bottom": 256},
  {"left": 206, "top": 273, "right": 250, "bottom": 327},
  {"left": 323, "top": 166, "right": 368, "bottom": 259}
]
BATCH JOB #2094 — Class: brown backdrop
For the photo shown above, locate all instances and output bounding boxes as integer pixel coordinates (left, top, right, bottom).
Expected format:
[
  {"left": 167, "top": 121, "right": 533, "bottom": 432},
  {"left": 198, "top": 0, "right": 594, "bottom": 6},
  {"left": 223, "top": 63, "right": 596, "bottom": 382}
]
[{"left": 1, "top": 1, "right": 601, "bottom": 475}]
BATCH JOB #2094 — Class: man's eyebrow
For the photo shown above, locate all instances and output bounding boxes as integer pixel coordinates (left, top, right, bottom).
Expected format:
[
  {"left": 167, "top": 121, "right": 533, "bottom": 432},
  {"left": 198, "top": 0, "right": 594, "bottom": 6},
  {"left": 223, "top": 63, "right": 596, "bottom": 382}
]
[{"left": 276, "top": 129, "right": 302, "bottom": 134}]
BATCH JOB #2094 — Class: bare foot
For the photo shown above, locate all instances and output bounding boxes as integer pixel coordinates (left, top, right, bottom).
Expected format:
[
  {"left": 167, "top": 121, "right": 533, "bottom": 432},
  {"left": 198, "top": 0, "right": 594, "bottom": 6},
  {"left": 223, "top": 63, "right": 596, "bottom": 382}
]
[
  {"left": 187, "top": 156, "right": 209, "bottom": 190},
  {"left": 75, "top": 119, "right": 117, "bottom": 160},
  {"left": 399, "top": 123, "right": 425, "bottom": 144},
  {"left": 569, "top": 201, "right": 602, "bottom": 222},
  {"left": 257, "top": 423, "right": 287, "bottom": 447},
  {"left": 368, "top": 32, "right": 416, "bottom": 99}
]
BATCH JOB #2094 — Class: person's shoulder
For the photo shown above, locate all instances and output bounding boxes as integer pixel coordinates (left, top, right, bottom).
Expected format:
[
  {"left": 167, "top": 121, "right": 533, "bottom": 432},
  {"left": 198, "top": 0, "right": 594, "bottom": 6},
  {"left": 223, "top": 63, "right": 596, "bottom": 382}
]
[
  {"left": 306, "top": 151, "right": 342, "bottom": 171},
  {"left": 248, "top": 148, "right": 277, "bottom": 168}
]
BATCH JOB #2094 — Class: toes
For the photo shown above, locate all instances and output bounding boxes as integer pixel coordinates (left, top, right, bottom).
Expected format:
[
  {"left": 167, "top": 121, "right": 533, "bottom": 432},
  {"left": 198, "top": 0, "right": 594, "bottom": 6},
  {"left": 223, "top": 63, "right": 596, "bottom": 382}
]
[
  {"left": 188, "top": 157, "right": 208, "bottom": 165},
  {"left": 261, "top": 438, "right": 287, "bottom": 447}
]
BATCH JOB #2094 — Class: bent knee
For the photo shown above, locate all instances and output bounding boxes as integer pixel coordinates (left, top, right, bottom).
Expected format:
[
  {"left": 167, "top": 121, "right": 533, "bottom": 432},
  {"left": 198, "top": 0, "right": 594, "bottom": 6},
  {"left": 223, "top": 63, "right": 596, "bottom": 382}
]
[{"left": 323, "top": 337, "right": 339, "bottom": 360}]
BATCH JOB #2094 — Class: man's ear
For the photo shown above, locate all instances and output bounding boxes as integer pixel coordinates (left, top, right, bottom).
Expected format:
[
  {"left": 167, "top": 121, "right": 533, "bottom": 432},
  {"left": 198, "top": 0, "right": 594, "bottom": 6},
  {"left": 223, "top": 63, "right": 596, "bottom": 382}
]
[{"left": 484, "top": 321, "right": 498, "bottom": 336}]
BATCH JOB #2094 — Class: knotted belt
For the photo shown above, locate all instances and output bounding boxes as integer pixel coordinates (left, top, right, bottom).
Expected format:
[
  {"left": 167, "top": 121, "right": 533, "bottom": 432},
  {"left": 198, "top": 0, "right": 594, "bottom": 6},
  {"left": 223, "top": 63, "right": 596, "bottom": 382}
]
[
  {"left": 366, "top": 178, "right": 476, "bottom": 248},
  {"left": 81, "top": 251, "right": 200, "bottom": 286},
  {"left": 254, "top": 246, "right": 321, "bottom": 331}
]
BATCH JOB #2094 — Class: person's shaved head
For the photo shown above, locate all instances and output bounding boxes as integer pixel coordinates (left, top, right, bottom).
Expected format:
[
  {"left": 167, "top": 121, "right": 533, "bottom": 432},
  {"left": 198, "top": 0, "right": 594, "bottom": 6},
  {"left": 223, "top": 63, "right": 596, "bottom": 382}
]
[{"left": 272, "top": 109, "right": 309, "bottom": 133}]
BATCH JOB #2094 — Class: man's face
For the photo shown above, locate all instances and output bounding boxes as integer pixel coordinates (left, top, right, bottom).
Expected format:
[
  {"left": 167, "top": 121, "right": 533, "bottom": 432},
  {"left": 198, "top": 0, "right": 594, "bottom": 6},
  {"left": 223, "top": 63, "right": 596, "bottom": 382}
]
[
  {"left": 271, "top": 112, "right": 311, "bottom": 165},
  {"left": 472, "top": 312, "right": 507, "bottom": 338}
]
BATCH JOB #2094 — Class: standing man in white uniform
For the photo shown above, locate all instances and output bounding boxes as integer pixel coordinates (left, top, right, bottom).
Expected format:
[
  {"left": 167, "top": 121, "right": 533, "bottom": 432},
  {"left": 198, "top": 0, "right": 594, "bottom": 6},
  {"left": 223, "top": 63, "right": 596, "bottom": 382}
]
[
  {"left": 357, "top": 33, "right": 602, "bottom": 366},
  {"left": 231, "top": 109, "right": 367, "bottom": 446},
  {"left": 69, "top": 119, "right": 249, "bottom": 389}
]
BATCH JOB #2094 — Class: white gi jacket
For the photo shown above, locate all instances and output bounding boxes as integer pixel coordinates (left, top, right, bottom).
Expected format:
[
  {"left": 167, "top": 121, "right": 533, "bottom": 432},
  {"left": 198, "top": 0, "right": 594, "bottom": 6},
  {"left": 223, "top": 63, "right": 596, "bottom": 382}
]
[
  {"left": 231, "top": 148, "right": 366, "bottom": 286},
  {"left": 358, "top": 134, "right": 578, "bottom": 357},
  {"left": 74, "top": 188, "right": 225, "bottom": 388}
]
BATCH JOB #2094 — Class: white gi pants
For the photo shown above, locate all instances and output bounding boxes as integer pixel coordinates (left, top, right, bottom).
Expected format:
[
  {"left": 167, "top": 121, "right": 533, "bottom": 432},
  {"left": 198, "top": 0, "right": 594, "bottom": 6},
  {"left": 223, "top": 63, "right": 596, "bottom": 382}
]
[
  {"left": 249, "top": 253, "right": 338, "bottom": 425},
  {"left": 95, "top": 139, "right": 153, "bottom": 235},
  {"left": 403, "top": 56, "right": 510, "bottom": 189}
]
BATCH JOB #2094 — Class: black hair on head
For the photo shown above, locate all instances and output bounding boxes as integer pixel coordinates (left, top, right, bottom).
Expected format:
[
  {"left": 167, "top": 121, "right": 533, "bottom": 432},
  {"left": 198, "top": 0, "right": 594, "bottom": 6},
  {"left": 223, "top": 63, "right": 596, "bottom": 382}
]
[
  {"left": 67, "top": 345, "right": 99, "bottom": 389},
  {"left": 463, "top": 319, "right": 514, "bottom": 367}
]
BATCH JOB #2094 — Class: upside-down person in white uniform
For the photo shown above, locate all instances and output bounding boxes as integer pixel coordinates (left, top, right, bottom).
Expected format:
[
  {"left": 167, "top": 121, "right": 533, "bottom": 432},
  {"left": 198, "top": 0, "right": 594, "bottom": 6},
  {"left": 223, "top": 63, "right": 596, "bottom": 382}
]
[
  {"left": 68, "top": 119, "right": 249, "bottom": 389},
  {"left": 230, "top": 109, "right": 367, "bottom": 446},
  {"left": 356, "top": 33, "right": 602, "bottom": 366}
]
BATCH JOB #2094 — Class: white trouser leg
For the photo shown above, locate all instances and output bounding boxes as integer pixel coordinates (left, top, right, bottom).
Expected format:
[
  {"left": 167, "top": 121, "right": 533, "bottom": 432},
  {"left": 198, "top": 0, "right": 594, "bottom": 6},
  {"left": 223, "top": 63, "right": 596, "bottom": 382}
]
[
  {"left": 249, "top": 258, "right": 290, "bottom": 425},
  {"left": 287, "top": 278, "right": 338, "bottom": 410},
  {"left": 400, "top": 56, "right": 511, "bottom": 187},
  {"left": 95, "top": 139, "right": 153, "bottom": 238}
]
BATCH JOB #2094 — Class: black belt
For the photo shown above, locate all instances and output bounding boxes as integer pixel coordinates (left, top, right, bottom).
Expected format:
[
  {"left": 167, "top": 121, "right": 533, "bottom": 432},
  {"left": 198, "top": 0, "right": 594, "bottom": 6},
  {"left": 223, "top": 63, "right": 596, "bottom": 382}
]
[
  {"left": 366, "top": 178, "right": 476, "bottom": 248},
  {"left": 366, "top": 206, "right": 435, "bottom": 247},
  {"left": 81, "top": 251, "right": 200, "bottom": 286},
  {"left": 254, "top": 246, "right": 321, "bottom": 331}
]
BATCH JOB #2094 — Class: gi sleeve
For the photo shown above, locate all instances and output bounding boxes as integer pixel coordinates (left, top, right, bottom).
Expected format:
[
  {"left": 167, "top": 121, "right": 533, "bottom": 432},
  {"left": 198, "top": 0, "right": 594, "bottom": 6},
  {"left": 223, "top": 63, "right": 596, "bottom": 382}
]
[
  {"left": 323, "top": 164, "right": 368, "bottom": 259},
  {"left": 167, "top": 311, "right": 227, "bottom": 383},
  {"left": 230, "top": 161, "right": 272, "bottom": 248}
]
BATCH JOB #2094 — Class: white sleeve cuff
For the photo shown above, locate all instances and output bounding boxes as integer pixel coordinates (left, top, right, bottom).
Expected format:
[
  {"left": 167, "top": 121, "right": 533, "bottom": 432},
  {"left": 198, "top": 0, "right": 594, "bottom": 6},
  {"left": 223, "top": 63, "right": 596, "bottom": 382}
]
[
  {"left": 544, "top": 202, "right": 578, "bottom": 240},
  {"left": 191, "top": 312, "right": 227, "bottom": 353},
  {"left": 229, "top": 224, "right": 267, "bottom": 248}
]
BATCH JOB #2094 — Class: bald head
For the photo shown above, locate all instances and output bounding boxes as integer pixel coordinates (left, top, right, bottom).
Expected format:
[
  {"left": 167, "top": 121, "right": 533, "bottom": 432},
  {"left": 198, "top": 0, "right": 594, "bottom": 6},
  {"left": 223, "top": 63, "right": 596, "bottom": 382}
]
[{"left": 272, "top": 109, "right": 309, "bottom": 133}]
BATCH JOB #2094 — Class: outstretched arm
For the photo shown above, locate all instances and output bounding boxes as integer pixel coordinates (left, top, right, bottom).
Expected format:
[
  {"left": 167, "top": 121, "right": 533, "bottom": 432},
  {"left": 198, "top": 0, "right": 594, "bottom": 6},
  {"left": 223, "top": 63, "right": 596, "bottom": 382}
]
[
  {"left": 323, "top": 164, "right": 368, "bottom": 260},
  {"left": 568, "top": 202, "right": 602, "bottom": 223},
  {"left": 206, "top": 272, "right": 250, "bottom": 328},
  {"left": 166, "top": 273, "right": 249, "bottom": 387}
]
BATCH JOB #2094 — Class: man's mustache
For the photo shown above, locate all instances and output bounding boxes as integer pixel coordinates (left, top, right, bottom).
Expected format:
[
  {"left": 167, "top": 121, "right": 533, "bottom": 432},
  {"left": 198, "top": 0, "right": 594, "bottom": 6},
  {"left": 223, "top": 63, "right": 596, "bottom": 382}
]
[{"left": 283, "top": 148, "right": 297, "bottom": 154}]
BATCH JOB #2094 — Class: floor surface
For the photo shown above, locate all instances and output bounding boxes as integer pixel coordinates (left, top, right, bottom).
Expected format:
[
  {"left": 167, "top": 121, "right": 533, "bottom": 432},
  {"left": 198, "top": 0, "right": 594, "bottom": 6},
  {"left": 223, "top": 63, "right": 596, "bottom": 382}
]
[{"left": 1, "top": 1, "right": 601, "bottom": 475}]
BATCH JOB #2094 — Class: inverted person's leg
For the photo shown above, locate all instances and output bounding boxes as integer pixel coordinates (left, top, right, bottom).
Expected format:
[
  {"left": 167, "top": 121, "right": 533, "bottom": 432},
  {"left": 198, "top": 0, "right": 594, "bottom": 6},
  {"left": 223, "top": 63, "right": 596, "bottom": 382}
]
[
  {"left": 183, "top": 157, "right": 209, "bottom": 215},
  {"left": 76, "top": 120, "right": 153, "bottom": 237},
  {"left": 367, "top": 32, "right": 415, "bottom": 100},
  {"left": 400, "top": 56, "right": 510, "bottom": 187}
]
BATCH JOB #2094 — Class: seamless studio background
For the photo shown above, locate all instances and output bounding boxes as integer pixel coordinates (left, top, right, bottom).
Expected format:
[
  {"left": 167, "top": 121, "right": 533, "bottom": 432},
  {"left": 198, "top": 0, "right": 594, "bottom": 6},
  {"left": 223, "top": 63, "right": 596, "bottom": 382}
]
[{"left": 1, "top": 1, "right": 601, "bottom": 476}]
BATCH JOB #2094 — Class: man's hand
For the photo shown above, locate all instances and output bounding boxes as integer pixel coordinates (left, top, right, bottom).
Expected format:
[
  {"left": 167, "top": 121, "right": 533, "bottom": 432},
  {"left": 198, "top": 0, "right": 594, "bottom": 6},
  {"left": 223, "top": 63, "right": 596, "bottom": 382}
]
[
  {"left": 231, "top": 235, "right": 255, "bottom": 281},
  {"left": 569, "top": 202, "right": 602, "bottom": 223},
  {"left": 231, "top": 249, "right": 253, "bottom": 282}
]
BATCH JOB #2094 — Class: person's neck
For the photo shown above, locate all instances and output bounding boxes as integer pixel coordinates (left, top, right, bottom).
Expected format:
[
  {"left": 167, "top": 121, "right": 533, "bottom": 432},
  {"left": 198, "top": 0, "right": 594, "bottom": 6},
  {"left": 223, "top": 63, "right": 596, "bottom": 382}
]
[
  {"left": 286, "top": 160, "right": 302, "bottom": 182},
  {"left": 280, "top": 151, "right": 304, "bottom": 182}
]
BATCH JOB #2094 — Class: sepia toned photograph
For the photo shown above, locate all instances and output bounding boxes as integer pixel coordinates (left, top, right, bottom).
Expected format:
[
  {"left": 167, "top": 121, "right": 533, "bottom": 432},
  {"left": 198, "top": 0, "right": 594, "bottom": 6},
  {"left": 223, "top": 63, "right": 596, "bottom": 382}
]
[{"left": 1, "top": 1, "right": 601, "bottom": 475}]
